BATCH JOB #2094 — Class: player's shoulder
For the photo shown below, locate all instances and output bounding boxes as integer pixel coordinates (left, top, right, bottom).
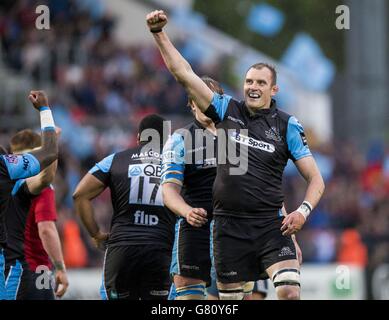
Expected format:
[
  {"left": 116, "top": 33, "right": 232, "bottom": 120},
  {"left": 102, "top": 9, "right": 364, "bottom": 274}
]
[{"left": 274, "top": 104, "right": 293, "bottom": 123}]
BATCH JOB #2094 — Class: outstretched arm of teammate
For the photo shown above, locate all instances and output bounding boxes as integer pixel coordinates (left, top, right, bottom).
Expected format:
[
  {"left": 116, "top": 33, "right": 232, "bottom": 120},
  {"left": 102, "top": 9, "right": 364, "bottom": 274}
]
[
  {"left": 38, "top": 220, "right": 69, "bottom": 297},
  {"left": 27, "top": 90, "right": 58, "bottom": 170},
  {"left": 146, "top": 10, "right": 213, "bottom": 112},
  {"left": 162, "top": 183, "right": 207, "bottom": 227},
  {"left": 281, "top": 156, "right": 325, "bottom": 236},
  {"left": 73, "top": 174, "right": 109, "bottom": 249}
]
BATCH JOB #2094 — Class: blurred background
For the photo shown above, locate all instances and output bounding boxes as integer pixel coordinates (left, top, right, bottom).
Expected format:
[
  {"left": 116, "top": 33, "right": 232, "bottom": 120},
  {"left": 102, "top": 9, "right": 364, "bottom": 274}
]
[{"left": 0, "top": 0, "right": 388, "bottom": 299}]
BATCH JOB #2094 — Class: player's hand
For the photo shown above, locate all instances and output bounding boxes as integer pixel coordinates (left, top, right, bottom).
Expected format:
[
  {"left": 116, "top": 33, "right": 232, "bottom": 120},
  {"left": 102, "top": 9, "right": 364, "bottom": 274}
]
[
  {"left": 92, "top": 231, "right": 109, "bottom": 251},
  {"left": 28, "top": 90, "right": 49, "bottom": 110},
  {"left": 146, "top": 10, "right": 168, "bottom": 32},
  {"left": 54, "top": 269, "right": 69, "bottom": 298},
  {"left": 281, "top": 211, "right": 306, "bottom": 236},
  {"left": 292, "top": 235, "right": 303, "bottom": 265},
  {"left": 55, "top": 126, "right": 62, "bottom": 138},
  {"left": 185, "top": 208, "right": 207, "bottom": 227}
]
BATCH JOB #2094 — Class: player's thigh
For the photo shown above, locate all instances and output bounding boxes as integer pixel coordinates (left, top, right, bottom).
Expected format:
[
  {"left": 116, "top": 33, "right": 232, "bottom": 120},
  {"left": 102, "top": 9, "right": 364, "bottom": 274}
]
[
  {"left": 172, "top": 218, "right": 212, "bottom": 285},
  {"left": 213, "top": 216, "right": 258, "bottom": 283},
  {"left": 103, "top": 246, "right": 140, "bottom": 299},
  {"left": 139, "top": 247, "right": 171, "bottom": 300}
]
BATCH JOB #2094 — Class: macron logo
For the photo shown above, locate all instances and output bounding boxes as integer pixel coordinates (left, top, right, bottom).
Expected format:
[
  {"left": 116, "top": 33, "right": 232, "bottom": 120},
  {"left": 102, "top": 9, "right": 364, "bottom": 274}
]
[{"left": 134, "top": 210, "right": 159, "bottom": 226}]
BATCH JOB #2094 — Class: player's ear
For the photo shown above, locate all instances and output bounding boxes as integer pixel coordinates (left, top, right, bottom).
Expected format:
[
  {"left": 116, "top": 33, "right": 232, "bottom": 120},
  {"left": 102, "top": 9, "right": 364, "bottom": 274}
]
[
  {"left": 271, "top": 85, "right": 279, "bottom": 96},
  {"left": 137, "top": 133, "right": 140, "bottom": 145}
]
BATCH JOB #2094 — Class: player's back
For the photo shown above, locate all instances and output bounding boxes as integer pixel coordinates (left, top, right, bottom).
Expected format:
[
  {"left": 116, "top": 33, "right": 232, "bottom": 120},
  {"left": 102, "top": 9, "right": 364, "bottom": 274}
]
[{"left": 90, "top": 144, "right": 176, "bottom": 249}]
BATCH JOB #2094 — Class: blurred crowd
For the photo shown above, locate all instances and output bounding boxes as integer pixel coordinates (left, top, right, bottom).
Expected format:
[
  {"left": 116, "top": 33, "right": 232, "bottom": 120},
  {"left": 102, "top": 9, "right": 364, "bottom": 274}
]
[{"left": 0, "top": 0, "right": 388, "bottom": 270}]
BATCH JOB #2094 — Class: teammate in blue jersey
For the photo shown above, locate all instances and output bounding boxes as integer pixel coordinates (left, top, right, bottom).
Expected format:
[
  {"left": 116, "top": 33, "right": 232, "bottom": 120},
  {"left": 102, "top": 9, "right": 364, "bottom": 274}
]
[
  {"left": 147, "top": 10, "right": 325, "bottom": 300},
  {"left": 162, "top": 76, "right": 221, "bottom": 300},
  {"left": 73, "top": 114, "right": 176, "bottom": 300},
  {"left": 0, "top": 91, "right": 58, "bottom": 300}
]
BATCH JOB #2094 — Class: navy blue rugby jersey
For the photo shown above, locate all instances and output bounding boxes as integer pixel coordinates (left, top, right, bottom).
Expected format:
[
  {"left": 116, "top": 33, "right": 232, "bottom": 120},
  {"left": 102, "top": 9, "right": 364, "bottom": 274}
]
[
  {"left": 89, "top": 145, "right": 175, "bottom": 249},
  {"left": 204, "top": 93, "right": 312, "bottom": 218},
  {"left": 161, "top": 119, "right": 218, "bottom": 214},
  {"left": 0, "top": 154, "right": 40, "bottom": 247}
]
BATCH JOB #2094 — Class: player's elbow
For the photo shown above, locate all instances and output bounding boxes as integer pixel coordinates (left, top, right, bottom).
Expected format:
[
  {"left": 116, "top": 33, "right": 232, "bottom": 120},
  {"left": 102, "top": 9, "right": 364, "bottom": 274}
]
[{"left": 38, "top": 222, "right": 56, "bottom": 240}]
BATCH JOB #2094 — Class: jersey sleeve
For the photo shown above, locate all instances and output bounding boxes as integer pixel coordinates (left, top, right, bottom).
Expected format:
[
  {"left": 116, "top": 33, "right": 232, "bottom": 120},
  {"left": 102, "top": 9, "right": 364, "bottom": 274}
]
[
  {"left": 88, "top": 153, "right": 115, "bottom": 185},
  {"left": 161, "top": 133, "right": 185, "bottom": 186},
  {"left": 34, "top": 186, "right": 57, "bottom": 223},
  {"left": 286, "top": 116, "right": 312, "bottom": 161},
  {"left": 0, "top": 153, "right": 40, "bottom": 180},
  {"left": 204, "top": 93, "right": 232, "bottom": 123}
]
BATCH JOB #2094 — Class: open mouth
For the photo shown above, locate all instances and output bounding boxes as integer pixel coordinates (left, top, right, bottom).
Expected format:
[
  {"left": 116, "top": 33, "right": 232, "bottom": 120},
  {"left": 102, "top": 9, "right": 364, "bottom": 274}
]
[{"left": 248, "top": 92, "right": 261, "bottom": 99}]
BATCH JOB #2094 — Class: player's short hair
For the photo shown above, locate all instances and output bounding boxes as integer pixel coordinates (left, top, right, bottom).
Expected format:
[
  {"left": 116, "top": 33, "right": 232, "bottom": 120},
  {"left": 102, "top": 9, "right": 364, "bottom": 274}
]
[
  {"left": 187, "top": 76, "right": 224, "bottom": 108},
  {"left": 0, "top": 145, "right": 7, "bottom": 155},
  {"left": 138, "top": 114, "right": 166, "bottom": 143},
  {"left": 10, "top": 129, "right": 41, "bottom": 153},
  {"left": 247, "top": 63, "right": 277, "bottom": 85}
]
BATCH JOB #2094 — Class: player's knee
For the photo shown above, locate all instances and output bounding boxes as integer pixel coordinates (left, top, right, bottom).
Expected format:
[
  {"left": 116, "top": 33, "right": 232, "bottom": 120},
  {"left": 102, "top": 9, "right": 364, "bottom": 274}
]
[
  {"left": 272, "top": 268, "right": 301, "bottom": 300},
  {"left": 276, "top": 286, "right": 300, "bottom": 300},
  {"left": 242, "top": 281, "right": 255, "bottom": 299},
  {"left": 217, "top": 282, "right": 245, "bottom": 300},
  {"left": 175, "top": 283, "right": 206, "bottom": 300}
]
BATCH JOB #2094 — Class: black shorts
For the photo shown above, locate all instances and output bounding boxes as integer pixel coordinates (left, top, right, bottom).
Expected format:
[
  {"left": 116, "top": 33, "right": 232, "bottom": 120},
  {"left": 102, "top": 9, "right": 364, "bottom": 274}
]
[
  {"left": 101, "top": 245, "right": 171, "bottom": 300},
  {"left": 170, "top": 217, "right": 212, "bottom": 285},
  {"left": 213, "top": 215, "right": 297, "bottom": 283},
  {"left": 21, "top": 268, "right": 55, "bottom": 300},
  {"left": 3, "top": 260, "right": 27, "bottom": 300}
]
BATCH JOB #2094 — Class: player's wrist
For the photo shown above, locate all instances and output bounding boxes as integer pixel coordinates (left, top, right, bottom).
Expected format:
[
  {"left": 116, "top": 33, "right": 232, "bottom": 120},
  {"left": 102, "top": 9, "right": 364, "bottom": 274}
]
[
  {"left": 39, "top": 106, "right": 56, "bottom": 131},
  {"left": 150, "top": 27, "right": 163, "bottom": 34},
  {"left": 296, "top": 201, "right": 313, "bottom": 220},
  {"left": 54, "top": 261, "right": 66, "bottom": 272}
]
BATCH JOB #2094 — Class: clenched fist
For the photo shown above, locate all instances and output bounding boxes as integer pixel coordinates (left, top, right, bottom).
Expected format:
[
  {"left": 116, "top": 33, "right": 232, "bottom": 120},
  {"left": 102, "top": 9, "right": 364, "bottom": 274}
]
[
  {"left": 146, "top": 10, "right": 168, "bottom": 32},
  {"left": 28, "top": 90, "right": 49, "bottom": 110}
]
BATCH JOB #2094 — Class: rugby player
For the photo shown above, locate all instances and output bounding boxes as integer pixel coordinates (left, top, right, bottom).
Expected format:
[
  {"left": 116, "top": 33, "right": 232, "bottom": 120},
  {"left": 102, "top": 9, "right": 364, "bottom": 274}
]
[
  {"left": 146, "top": 10, "right": 324, "bottom": 300},
  {"left": 4, "top": 129, "right": 68, "bottom": 300},
  {"left": 73, "top": 114, "right": 176, "bottom": 300},
  {"left": 0, "top": 91, "right": 58, "bottom": 300},
  {"left": 162, "top": 76, "right": 221, "bottom": 300}
]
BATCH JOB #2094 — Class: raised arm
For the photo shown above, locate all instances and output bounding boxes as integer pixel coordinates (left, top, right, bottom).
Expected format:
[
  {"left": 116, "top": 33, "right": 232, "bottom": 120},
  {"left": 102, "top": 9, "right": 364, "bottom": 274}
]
[
  {"left": 146, "top": 10, "right": 214, "bottom": 112},
  {"left": 28, "top": 90, "right": 58, "bottom": 170}
]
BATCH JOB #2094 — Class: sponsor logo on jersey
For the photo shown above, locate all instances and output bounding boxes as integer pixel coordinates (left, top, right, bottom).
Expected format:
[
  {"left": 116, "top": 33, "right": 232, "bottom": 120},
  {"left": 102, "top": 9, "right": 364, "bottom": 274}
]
[
  {"left": 4, "top": 154, "right": 18, "bottom": 164},
  {"left": 22, "top": 156, "right": 30, "bottom": 170},
  {"left": 134, "top": 210, "right": 159, "bottom": 226},
  {"left": 229, "top": 132, "right": 275, "bottom": 153},
  {"left": 129, "top": 165, "right": 142, "bottom": 176},
  {"left": 144, "top": 164, "right": 161, "bottom": 177},
  {"left": 227, "top": 116, "right": 245, "bottom": 127},
  {"left": 131, "top": 150, "right": 160, "bottom": 159}
]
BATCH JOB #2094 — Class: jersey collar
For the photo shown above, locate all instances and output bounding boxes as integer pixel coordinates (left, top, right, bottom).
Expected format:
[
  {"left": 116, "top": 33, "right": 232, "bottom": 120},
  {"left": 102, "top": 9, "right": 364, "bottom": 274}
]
[{"left": 245, "top": 99, "right": 277, "bottom": 119}]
